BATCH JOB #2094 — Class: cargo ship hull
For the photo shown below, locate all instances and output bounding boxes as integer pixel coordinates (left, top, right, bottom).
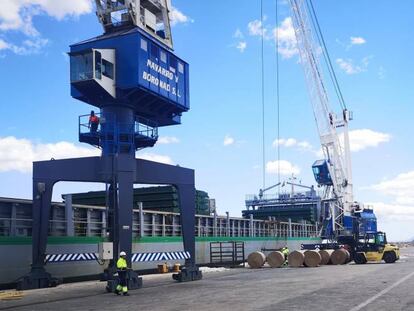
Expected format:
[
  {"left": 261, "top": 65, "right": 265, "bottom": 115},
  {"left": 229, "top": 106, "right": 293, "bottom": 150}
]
[{"left": 0, "top": 236, "right": 320, "bottom": 286}]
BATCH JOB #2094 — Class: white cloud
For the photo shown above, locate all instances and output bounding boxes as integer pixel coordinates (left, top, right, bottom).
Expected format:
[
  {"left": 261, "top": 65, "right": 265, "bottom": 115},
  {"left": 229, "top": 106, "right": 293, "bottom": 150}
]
[
  {"left": 0, "top": 136, "right": 99, "bottom": 173},
  {"left": 233, "top": 29, "right": 244, "bottom": 39},
  {"left": 273, "top": 129, "right": 390, "bottom": 157},
  {"left": 0, "top": 3, "right": 191, "bottom": 55},
  {"left": 273, "top": 17, "right": 298, "bottom": 59},
  {"left": 0, "top": 136, "right": 177, "bottom": 173},
  {"left": 266, "top": 160, "right": 300, "bottom": 176},
  {"left": 236, "top": 41, "right": 247, "bottom": 53},
  {"left": 0, "top": 39, "right": 9, "bottom": 50},
  {"left": 273, "top": 137, "right": 320, "bottom": 156},
  {"left": 350, "top": 36, "right": 366, "bottom": 45},
  {"left": 346, "top": 129, "right": 391, "bottom": 152},
  {"left": 369, "top": 171, "right": 414, "bottom": 204},
  {"left": 233, "top": 29, "right": 246, "bottom": 52},
  {"left": 248, "top": 19, "right": 266, "bottom": 37},
  {"left": 378, "top": 66, "right": 386, "bottom": 80},
  {"left": 336, "top": 58, "right": 363, "bottom": 75},
  {"left": 169, "top": 6, "right": 193, "bottom": 26},
  {"left": 367, "top": 201, "right": 414, "bottom": 241},
  {"left": 336, "top": 56, "right": 371, "bottom": 75},
  {"left": 137, "top": 153, "right": 174, "bottom": 165},
  {"left": 273, "top": 138, "right": 297, "bottom": 148},
  {"left": 369, "top": 201, "right": 414, "bottom": 223},
  {"left": 35, "top": 0, "right": 92, "bottom": 20},
  {"left": 0, "top": 0, "right": 93, "bottom": 36},
  {"left": 366, "top": 171, "right": 414, "bottom": 239},
  {"left": 361, "top": 56, "right": 371, "bottom": 67},
  {"left": 157, "top": 136, "right": 180, "bottom": 144},
  {"left": 297, "top": 141, "right": 312, "bottom": 149},
  {"left": 0, "top": 37, "right": 49, "bottom": 55},
  {"left": 337, "top": 37, "right": 366, "bottom": 50},
  {"left": 245, "top": 17, "right": 297, "bottom": 59},
  {"left": 0, "top": 0, "right": 92, "bottom": 55},
  {"left": 363, "top": 172, "right": 414, "bottom": 239},
  {"left": 223, "top": 135, "right": 235, "bottom": 146}
]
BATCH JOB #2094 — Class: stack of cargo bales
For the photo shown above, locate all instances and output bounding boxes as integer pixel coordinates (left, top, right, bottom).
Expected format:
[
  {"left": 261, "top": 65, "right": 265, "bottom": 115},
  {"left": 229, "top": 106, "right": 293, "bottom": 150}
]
[
  {"left": 134, "top": 186, "right": 180, "bottom": 212},
  {"left": 68, "top": 186, "right": 211, "bottom": 215},
  {"left": 195, "top": 190, "right": 210, "bottom": 215}
]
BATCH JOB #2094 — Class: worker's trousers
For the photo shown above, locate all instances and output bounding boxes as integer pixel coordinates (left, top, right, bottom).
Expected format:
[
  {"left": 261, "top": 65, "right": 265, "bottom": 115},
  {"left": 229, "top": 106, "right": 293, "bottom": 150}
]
[
  {"left": 90, "top": 122, "right": 98, "bottom": 133},
  {"left": 116, "top": 270, "right": 128, "bottom": 293}
]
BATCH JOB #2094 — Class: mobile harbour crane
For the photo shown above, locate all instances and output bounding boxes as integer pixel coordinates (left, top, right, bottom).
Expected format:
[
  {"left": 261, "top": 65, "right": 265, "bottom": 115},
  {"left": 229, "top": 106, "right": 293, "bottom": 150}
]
[{"left": 288, "top": 0, "right": 399, "bottom": 263}]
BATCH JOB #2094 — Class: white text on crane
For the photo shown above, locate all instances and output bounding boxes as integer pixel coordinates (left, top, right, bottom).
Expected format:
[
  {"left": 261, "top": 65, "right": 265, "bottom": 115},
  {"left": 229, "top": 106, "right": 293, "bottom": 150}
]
[{"left": 142, "top": 59, "right": 181, "bottom": 97}]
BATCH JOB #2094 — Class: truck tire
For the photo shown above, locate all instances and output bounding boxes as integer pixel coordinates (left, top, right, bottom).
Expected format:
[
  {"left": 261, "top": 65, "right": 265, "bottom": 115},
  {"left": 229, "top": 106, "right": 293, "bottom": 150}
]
[
  {"left": 383, "top": 252, "right": 397, "bottom": 263},
  {"left": 354, "top": 252, "right": 367, "bottom": 264}
]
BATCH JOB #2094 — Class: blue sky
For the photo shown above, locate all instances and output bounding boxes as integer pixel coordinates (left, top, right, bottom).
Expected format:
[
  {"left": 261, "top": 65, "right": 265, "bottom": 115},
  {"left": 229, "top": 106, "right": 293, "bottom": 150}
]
[{"left": 0, "top": 0, "right": 413, "bottom": 241}]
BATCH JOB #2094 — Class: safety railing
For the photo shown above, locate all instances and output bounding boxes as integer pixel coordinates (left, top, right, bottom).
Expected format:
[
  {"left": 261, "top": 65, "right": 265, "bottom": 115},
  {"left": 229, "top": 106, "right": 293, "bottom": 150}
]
[
  {"left": 78, "top": 113, "right": 103, "bottom": 150},
  {"left": 135, "top": 117, "right": 158, "bottom": 141},
  {"left": 78, "top": 113, "right": 159, "bottom": 153},
  {"left": 246, "top": 193, "right": 322, "bottom": 203}
]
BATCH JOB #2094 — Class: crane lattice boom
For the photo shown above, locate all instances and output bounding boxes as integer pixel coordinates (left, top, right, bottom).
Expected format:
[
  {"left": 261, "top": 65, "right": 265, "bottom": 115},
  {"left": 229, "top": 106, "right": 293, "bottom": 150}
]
[{"left": 288, "top": 0, "right": 355, "bottom": 235}]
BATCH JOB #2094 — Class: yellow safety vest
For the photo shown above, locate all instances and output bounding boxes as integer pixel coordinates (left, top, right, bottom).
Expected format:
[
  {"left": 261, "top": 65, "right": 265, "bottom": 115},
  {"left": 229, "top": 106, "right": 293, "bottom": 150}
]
[{"left": 117, "top": 257, "right": 127, "bottom": 270}]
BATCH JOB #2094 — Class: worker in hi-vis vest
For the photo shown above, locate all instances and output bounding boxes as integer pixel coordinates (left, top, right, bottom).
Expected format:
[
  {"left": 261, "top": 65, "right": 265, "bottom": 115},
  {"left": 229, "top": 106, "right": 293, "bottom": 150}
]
[
  {"left": 282, "top": 247, "right": 290, "bottom": 261},
  {"left": 115, "top": 251, "right": 129, "bottom": 296}
]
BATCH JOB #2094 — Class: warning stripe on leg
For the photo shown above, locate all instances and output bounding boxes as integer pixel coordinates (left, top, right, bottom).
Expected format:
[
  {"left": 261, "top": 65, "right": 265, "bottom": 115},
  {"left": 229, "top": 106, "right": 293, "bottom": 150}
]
[
  {"left": 131, "top": 251, "right": 191, "bottom": 262},
  {"left": 45, "top": 253, "right": 98, "bottom": 263}
]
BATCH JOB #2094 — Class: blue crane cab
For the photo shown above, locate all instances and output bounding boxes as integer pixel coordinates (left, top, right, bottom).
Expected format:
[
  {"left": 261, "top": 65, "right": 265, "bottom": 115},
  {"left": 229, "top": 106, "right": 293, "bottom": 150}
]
[
  {"left": 69, "top": 28, "right": 189, "bottom": 125},
  {"left": 69, "top": 27, "right": 189, "bottom": 153},
  {"left": 312, "top": 160, "right": 333, "bottom": 186}
]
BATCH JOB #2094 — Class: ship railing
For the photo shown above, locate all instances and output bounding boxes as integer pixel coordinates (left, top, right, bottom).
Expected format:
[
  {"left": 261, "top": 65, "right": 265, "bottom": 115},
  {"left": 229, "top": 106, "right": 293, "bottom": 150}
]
[
  {"left": 132, "top": 223, "right": 182, "bottom": 238},
  {"left": 0, "top": 217, "right": 32, "bottom": 237},
  {"left": 73, "top": 220, "right": 106, "bottom": 237},
  {"left": 246, "top": 193, "right": 314, "bottom": 201},
  {"left": 0, "top": 200, "right": 321, "bottom": 239},
  {"left": 0, "top": 215, "right": 320, "bottom": 239}
]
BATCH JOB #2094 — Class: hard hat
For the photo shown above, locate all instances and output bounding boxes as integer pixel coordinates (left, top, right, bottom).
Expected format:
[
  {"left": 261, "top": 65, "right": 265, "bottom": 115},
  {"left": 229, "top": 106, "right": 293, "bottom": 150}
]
[{"left": 120, "top": 251, "right": 126, "bottom": 256}]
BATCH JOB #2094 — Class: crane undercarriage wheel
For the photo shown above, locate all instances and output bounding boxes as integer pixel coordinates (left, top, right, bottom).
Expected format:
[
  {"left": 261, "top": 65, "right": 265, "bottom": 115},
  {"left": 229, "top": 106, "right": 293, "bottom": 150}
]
[
  {"left": 353, "top": 252, "right": 367, "bottom": 264},
  {"left": 383, "top": 252, "right": 397, "bottom": 264}
]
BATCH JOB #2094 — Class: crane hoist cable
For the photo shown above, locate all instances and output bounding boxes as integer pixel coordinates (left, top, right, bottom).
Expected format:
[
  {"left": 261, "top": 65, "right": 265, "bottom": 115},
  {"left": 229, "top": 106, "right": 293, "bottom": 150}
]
[
  {"left": 275, "top": 0, "right": 281, "bottom": 192},
  {"left": 306, "top": 0, "right": 347, "bottom": 111},
  {"left": 261, "top": 0, "right": 266, "bottom": 190}
]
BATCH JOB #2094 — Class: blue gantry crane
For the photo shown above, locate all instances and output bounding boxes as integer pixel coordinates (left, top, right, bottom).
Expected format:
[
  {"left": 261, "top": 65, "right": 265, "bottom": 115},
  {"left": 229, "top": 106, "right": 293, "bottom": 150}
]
[{"left": 17, "top": 0, "right": 202, "bottom": 290}]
